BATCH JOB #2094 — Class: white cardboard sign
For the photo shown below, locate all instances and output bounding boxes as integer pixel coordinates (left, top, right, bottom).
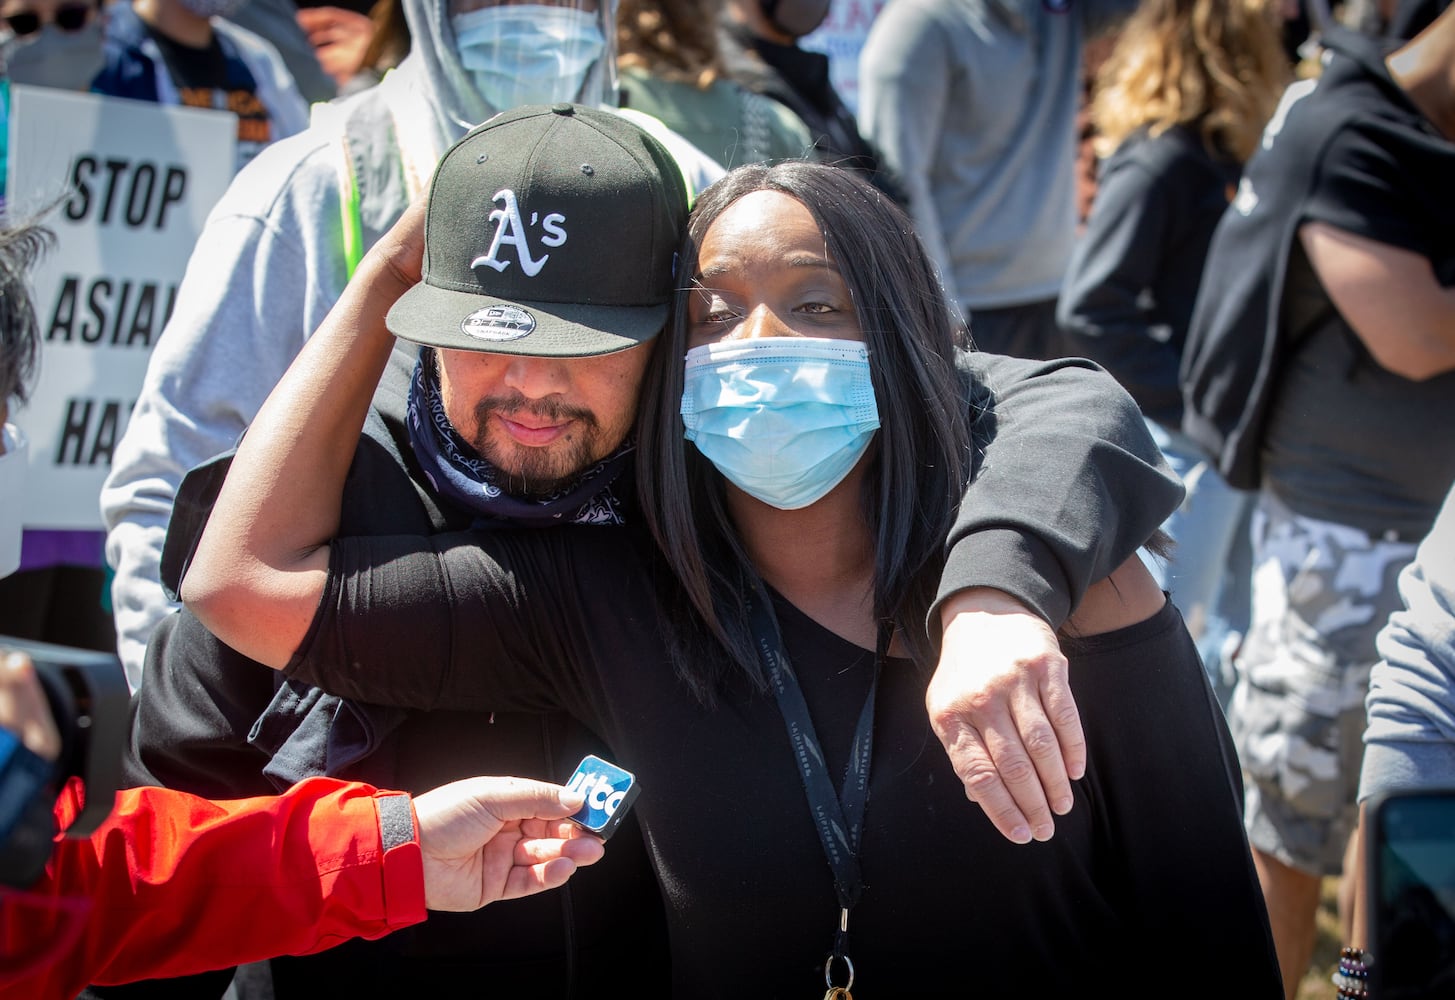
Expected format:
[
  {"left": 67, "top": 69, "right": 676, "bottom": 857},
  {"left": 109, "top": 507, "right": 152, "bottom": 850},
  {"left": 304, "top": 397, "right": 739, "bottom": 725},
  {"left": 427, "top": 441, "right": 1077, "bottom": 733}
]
[{"left": 6, "top": 86, "right": 235, "bottom": 530}]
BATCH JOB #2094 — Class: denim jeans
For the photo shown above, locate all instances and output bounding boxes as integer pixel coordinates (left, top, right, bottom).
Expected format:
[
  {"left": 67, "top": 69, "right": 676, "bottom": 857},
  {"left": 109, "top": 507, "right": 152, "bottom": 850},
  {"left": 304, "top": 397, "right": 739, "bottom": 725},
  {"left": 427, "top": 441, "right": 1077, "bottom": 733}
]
[{"left": 1138, "top": 417, "right": 1255, "bottom": 709}]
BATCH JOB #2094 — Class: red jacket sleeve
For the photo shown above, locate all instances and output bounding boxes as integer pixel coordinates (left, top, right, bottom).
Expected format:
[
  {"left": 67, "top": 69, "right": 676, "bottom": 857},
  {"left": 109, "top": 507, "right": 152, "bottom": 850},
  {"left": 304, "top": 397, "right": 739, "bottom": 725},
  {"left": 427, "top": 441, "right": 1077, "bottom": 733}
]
[{"left": 0, "top": 775, "right": 426, "bottom": 1000}]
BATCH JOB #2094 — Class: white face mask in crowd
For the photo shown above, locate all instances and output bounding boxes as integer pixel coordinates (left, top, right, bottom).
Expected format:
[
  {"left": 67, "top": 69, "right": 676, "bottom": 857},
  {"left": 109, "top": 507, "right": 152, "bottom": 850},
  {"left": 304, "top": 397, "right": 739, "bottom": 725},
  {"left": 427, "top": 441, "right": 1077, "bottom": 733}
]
[
  {"left": 451, "top": 4, "right": 606, "bottom": 112},
  {"left": 1, "top": 18, "right": 104, "bottom": 91},
  {"left": 681, "top": 337, "right": 881, "bottom": 510},
  {"left": 0, "top": 423, "right": 28, "bottom": 577}
]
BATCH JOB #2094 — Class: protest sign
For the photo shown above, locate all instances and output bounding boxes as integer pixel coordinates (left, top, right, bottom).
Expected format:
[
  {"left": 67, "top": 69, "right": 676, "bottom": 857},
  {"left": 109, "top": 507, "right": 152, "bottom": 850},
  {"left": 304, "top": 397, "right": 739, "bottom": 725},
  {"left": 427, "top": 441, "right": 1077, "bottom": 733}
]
[
  {"left": 800, "top": 0, "right": 888, "bottom": 115},
  {"left": 6, "top": 86, "right": 235, "bottom": 530}
]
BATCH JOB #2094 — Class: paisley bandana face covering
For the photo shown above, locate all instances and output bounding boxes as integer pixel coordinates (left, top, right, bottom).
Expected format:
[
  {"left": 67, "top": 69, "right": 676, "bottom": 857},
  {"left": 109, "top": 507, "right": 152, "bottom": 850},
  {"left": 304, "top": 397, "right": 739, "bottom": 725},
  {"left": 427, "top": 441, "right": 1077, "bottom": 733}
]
[
  {"left": 680, "top": 336, "right": 879, "bottom": 510},
  {"left": 407, "top": 351, "right": 630, "bottom": 526}
]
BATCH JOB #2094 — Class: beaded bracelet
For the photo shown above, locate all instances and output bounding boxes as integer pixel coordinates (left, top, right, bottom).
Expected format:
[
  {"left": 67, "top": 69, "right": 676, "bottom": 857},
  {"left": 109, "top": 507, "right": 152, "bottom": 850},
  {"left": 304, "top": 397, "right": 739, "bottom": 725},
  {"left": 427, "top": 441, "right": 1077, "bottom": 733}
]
[{"left": 1333, "top": 946, "right": 1371, "bottom": 999}]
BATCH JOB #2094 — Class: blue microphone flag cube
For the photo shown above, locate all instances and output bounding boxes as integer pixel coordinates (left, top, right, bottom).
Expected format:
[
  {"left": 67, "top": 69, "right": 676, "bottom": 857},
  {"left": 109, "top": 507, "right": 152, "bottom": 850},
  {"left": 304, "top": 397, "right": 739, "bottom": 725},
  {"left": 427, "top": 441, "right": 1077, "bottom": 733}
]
[{"left": 564, "top": 754, "right": 640, "bottom": 840}]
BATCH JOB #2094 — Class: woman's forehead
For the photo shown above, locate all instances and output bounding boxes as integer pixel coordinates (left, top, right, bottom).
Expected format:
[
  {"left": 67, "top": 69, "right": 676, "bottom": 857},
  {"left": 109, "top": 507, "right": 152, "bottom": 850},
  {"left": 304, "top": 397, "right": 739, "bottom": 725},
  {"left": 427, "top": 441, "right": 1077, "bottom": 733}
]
[{"left": 698, "top": 192, "right": 826, "bottom": 265}]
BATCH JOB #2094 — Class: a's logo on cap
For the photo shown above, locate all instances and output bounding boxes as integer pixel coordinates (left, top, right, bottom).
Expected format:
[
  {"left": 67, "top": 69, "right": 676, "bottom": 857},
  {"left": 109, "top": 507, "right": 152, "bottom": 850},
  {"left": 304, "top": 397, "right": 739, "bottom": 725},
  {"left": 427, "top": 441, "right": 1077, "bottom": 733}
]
[
  {"left": 461, "top": 304, "right": 537, "bottom": 342},
  {"left": 470, "top": 188, "right": 568, "bottom": 278}
]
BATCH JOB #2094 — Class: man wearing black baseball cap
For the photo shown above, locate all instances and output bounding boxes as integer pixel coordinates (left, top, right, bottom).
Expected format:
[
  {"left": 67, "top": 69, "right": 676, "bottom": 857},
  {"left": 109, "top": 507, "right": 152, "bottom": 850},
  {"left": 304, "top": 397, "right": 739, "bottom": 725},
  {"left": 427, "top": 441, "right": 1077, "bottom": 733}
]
[
  {"left": 388, "top": 104, "right": 687, "bottom": 357},
  {"left": 118, "top": 103, "right": 1177, "bottom": 998},
  {"left": 382, "top": 102, "right": 690, "bottom": 501},
  {"left": 387, "top": 101, "right": 692, "bottom": 503}
]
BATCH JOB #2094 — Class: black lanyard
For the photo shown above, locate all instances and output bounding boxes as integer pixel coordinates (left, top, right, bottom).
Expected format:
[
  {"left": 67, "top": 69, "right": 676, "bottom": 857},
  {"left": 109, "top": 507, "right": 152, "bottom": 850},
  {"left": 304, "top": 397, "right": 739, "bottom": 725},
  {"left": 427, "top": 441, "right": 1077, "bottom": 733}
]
[{"left": 748, "top": 594, "right": 885, "bottom": 990}]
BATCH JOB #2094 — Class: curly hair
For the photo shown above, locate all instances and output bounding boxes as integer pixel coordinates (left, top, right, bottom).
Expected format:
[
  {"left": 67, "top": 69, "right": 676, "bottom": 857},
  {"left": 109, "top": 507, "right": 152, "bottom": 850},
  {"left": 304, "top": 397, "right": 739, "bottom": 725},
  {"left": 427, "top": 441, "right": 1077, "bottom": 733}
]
[
  {"left": 1091, "top": 0, "right": 1291, "bottom": 163},
  {"left": 616, "top": 0, "right": 722, "bottom": 87}
]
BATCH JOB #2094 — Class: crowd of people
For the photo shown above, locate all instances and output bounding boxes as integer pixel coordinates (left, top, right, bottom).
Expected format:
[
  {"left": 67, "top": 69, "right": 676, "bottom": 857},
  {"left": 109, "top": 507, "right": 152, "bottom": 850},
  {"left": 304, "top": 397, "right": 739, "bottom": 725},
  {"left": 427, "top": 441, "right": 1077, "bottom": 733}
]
[{"left": 0, "top": 0, "right": 1451, "bottom": 996}]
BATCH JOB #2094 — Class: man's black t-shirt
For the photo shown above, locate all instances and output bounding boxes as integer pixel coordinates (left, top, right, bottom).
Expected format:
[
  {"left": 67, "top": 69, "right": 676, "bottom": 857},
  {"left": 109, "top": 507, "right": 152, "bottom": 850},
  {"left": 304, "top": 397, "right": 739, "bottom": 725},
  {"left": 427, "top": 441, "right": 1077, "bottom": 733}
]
[{"left": 141, "top": 24, "right": 277, "bottom": 158}]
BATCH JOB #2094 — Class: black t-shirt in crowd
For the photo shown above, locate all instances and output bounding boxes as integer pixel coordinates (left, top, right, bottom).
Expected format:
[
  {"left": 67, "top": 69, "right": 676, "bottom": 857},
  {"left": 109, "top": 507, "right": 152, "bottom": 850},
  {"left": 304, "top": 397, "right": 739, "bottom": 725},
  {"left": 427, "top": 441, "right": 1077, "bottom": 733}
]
[{"left": 144, "top": 25, "right": 276, "bottom": 157}]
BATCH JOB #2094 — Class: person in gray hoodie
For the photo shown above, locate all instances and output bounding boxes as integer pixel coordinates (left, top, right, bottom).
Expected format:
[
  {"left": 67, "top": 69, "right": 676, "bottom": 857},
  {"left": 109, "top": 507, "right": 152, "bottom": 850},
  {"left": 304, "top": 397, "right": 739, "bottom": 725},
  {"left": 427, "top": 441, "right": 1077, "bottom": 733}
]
[
  {"left": 857, "top": 0, "right": 1135, "bottom": 361},
  {"left": 98, "top": 0, "right": 723, "bottom": 691}
]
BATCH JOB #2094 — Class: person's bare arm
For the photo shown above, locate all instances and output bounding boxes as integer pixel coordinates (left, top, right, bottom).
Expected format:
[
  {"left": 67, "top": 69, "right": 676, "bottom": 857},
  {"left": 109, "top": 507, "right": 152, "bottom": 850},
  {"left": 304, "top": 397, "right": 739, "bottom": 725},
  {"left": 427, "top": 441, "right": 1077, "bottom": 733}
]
[
  {"left": 1057, "top": 553, "right": 1166, "bottom": 636},
  {"left": 1299, "top": 221, "right": 1455, "bottom": 380},
  {"left": 1350, "top": 802, "right": 1370, "bottom": 951},
  {"left": 927, "top": 353, "right": 1183, "bottom": 845},
  {"left": 181, "top": 200, "right": 427, "bottom": 668},
  {"left": 927, "top": 559, "right": 1165, "bottom": 844},
  {"left": 927, "top": 592, "right": 1075, "bottom": 845}
]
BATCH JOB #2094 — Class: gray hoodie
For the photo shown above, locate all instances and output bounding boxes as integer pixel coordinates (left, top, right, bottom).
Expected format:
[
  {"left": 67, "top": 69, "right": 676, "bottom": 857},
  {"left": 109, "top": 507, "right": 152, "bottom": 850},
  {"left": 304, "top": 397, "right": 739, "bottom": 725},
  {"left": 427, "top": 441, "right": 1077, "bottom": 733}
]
[
  {"left": 1360, "top": 480, "right": 1455, "bottom": 805},
  {"left": 857, "top": 0, "right": 1134, "bottom": 314}
]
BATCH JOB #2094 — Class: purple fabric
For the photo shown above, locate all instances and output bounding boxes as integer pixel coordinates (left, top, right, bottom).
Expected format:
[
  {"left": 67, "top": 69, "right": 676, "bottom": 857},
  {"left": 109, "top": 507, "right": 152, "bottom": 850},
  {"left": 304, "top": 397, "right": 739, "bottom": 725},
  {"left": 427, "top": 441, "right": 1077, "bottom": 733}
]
[{"left": 18, "top": 529, "right": 107, "bottom": 572}]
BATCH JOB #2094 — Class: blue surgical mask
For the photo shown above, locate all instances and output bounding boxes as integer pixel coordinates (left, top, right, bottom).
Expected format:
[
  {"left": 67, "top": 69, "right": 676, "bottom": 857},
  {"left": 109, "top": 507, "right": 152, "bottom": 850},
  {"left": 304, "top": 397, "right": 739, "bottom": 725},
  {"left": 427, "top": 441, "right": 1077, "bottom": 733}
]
[
  {"left": 451, "top": 5, "right": 606, "bottom": 113},
  {"left": 681, "top": 337, "right": 880, "bottom": 510}
]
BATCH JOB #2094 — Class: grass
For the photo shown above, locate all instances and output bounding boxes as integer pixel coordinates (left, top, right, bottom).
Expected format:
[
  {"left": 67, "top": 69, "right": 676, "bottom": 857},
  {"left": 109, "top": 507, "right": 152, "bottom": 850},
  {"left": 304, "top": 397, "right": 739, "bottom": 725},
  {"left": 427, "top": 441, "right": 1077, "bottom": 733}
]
[{"left": 1295, "top": 877, "right": 1345, "bottom": 1000}]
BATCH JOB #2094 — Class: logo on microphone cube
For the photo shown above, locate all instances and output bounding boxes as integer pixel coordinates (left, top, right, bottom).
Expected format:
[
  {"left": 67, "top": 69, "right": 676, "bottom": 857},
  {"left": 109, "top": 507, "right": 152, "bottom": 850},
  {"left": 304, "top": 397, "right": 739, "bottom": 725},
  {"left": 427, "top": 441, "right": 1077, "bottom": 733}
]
[{"left": 564, "top": 755, "right": 640, "bottom": 840}]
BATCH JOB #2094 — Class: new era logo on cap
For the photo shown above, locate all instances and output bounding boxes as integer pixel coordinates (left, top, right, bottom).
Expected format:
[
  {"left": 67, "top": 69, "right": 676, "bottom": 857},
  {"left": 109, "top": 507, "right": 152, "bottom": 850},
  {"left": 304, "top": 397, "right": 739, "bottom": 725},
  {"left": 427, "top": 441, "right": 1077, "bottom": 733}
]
[
  {"left": 461, "top": 302, "right": 537, "bottom": 343},
  {"left": 386, "top": 103, "right": 691, "bottom": 358}
]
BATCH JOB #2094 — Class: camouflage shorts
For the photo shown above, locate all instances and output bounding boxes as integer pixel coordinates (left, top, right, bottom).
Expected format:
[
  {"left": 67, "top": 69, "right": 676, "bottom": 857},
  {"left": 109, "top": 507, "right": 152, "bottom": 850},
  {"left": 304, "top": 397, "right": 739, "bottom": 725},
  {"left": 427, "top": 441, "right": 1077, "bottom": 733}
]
[{"left": 1229, "top": 493, "right": 1417, "bottom": 876}]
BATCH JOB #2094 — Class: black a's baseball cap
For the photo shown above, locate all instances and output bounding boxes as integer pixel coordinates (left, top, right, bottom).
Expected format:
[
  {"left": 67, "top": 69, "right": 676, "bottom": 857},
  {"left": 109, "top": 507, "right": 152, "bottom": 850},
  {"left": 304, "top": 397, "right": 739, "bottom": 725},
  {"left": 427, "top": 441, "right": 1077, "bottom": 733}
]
[{"left": 386, "top": 103, "right": 690, "bottom": 357}]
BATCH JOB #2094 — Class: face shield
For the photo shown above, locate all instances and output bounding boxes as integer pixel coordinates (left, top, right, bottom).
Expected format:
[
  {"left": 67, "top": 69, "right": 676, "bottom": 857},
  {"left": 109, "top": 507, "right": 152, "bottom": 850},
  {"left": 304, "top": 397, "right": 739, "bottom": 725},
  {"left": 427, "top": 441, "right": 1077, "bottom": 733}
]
[{"left": 448, "top": 0, "right": 619, "bottom": 115}]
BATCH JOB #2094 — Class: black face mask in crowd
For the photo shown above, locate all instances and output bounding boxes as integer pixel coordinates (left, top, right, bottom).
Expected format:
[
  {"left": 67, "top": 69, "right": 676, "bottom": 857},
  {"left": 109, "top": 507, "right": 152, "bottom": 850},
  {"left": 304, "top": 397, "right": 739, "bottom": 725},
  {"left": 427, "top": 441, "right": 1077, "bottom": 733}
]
[{"left": 759, "top": 0, "right": 830, "bottom": 38}]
